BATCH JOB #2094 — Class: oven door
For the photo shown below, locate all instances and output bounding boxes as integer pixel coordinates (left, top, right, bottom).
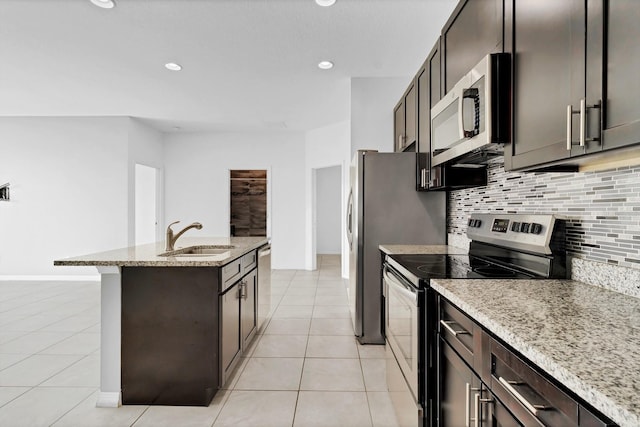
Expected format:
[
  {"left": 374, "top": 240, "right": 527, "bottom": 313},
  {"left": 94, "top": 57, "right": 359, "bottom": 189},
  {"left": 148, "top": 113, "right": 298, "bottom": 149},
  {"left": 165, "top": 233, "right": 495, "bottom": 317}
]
[{"left": 384, "top": 264, "right": 420, "bottom": 399}]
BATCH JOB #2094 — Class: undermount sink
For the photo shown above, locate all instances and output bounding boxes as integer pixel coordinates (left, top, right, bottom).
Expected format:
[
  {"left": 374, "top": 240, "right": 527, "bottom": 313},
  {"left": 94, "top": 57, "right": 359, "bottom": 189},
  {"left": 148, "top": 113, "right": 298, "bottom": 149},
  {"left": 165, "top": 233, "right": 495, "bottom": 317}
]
[{"left": 159, "top": 245, "right": 235, "bottom": 257}]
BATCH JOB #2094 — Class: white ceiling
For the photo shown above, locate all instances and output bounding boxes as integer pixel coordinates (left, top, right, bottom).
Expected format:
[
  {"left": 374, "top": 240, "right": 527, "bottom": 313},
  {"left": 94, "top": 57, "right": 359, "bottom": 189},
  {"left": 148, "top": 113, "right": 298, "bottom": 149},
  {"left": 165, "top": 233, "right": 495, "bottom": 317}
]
[{"left": 0, "top": 0, "right": 456, "bottom": 133}]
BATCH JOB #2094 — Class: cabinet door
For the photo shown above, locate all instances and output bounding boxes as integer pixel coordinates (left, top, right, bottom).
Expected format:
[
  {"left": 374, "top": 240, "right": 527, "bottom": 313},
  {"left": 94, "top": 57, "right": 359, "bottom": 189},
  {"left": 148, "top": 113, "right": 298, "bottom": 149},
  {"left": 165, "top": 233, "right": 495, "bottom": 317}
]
[
  {"left": 394, "top": 81, "right": 417, "bottom": 152},
  {"left": 442, "top": 0, "right": 503, "bottom": 94},
  {"left": 429, "top": 39, "right": 442, "bottom": 108},
  {"left": 241, "top": 269, "right": 257, "bottom": 349},
  {"left": 504, "top": 0, "right": 586, "bottom": 170},
  {"left": 487, "top": 390, "right": 523, "bottom": 427},
  {"left": 394, "top": 99, "right": 405, "bottom": 152},
  {"left": 417, "top": 64, "right": 429, "bottom": 155},
  {"left": 416, "top": 40, "right": 440, "bottom": 190},
  {"left": 586, "top": 0, "right": 640, "bottom": 153},
  {"left": 404, "top": 82, "right": 417, "bottom": 149},
  {"left": 221, "top": 282, "right": 241, "bottom": 378},
  {"left": 439, "top": 338, "right": 482, "bottom": 427}
]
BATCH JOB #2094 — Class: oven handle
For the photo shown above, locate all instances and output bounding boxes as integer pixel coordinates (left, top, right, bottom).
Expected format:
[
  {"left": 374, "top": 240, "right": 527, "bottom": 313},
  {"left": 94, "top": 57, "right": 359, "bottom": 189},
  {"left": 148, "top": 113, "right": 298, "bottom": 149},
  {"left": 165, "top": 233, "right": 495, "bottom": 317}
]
[{"left": 383, "top": 265, "right": 418, "bottom": 305}]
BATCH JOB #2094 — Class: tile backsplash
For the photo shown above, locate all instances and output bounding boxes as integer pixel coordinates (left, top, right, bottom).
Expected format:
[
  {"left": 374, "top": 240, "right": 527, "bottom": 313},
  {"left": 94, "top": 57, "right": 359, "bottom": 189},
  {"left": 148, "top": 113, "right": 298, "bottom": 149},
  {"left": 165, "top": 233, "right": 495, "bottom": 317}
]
[{"left": 448, "top": 160, "right": 640, "bottom": 270}]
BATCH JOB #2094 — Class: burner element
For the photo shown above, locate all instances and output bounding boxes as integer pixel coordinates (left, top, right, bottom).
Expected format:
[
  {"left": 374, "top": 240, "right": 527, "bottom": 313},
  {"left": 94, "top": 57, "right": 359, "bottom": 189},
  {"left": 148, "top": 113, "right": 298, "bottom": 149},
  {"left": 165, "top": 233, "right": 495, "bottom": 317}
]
[{"left": 472, "top": 266, "right": 519, "bottom": 278}]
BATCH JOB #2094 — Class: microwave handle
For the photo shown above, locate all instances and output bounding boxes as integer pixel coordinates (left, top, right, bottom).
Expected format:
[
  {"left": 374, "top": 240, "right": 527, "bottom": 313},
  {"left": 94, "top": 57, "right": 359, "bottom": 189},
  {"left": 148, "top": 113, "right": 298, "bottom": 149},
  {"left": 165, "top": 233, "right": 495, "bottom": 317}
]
[{"left": 462, "top": 88, "right": 480, "bottom": 138}]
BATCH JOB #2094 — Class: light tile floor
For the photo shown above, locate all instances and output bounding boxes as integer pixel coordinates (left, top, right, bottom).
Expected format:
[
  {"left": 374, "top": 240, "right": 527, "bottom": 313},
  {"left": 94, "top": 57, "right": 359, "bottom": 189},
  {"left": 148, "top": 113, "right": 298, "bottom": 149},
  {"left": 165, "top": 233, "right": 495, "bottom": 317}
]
[{"left": 0, "top": 255, "right": 399, "bottom": 427}]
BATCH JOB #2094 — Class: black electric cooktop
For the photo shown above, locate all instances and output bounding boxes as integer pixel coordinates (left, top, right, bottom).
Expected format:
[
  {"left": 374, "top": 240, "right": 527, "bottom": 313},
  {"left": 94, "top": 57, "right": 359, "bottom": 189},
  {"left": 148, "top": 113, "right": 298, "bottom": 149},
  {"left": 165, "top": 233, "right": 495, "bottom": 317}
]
[{"left": 388, "top": 253, "right": 535, "bottom": 282}]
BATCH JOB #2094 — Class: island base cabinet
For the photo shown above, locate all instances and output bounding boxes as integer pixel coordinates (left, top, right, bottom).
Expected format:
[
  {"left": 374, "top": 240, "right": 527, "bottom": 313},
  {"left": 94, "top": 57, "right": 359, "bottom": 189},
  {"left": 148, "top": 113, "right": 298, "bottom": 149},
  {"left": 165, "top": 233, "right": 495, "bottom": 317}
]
[
  {"left": 220, "top": 282, "right": 241, "bottom": 385},
  {"left": 121, "top": 267, "right": 219, "bottom": 406}
]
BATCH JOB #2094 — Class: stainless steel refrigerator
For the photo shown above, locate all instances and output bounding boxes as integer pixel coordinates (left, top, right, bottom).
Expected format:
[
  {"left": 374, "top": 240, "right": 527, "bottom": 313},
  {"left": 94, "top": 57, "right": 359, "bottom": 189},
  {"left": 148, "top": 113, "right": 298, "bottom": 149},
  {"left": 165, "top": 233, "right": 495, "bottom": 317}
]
[{"left": 347, "top": 150, "right": 446, "bottom": 344}]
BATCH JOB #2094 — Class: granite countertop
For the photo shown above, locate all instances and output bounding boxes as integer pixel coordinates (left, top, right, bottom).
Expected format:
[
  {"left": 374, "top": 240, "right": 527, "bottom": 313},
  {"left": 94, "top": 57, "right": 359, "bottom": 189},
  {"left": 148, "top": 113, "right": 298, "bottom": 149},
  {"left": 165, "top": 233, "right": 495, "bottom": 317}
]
[
  {"left": 431, "top": 278, "right": 640, "bottom": 427},
  {"left": 379, "top": 244, "right": 468, "bottom": 255},
  {"left": 54, "top": 236, "right": 269, "bottom": 267}
]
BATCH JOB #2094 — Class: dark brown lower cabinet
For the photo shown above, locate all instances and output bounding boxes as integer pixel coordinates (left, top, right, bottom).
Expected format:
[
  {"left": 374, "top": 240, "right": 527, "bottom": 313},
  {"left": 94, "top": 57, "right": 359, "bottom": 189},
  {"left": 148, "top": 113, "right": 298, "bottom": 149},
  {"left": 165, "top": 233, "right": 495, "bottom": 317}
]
[
  {"left": 220, "top": 280, "right": 241, "bottom": 384},
  {"left": 240, "top": 269, "right": 257, "bottom": 349},
  {"left": 121, "top": 267, "right": 219, "bottom": 406},
  {"left": 487, "top": 389, "right": 522, "bottom": 427},
  {"left": 440, "top": 337, "right": 522, "bottom": 427},
  {"left": 437, "top": 295, "right": 615, "bottom": 426},
  {"left": 121, "top": 260, "right": 259, "bottom": 406},
  {"left": 439, "top": 338, "right": 483, "bottom": 426}
]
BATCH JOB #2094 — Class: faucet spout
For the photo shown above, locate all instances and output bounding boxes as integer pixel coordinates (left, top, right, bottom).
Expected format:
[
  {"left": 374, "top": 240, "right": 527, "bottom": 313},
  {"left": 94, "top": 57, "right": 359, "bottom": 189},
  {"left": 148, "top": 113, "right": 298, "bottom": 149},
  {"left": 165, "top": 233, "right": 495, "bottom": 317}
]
[{"left": 165, "top": 221, "right": 203, "bottom": 251}]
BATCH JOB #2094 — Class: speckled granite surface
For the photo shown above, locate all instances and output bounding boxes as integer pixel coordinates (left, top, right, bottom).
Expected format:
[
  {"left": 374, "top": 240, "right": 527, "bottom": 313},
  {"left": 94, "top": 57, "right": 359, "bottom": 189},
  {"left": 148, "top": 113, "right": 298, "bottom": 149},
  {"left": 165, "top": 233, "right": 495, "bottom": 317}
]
[
  {"left": 54, "top": 237, "right": 268, "bottom": 267},
  {"left": 431, "top": 278, "right": 640, "bottom": 427},
  {"left": 572, "top": 257, "right": 640, "bottom": 299},
  {"left": 379, "top": 244, "right": 467, "bottom": 255}
]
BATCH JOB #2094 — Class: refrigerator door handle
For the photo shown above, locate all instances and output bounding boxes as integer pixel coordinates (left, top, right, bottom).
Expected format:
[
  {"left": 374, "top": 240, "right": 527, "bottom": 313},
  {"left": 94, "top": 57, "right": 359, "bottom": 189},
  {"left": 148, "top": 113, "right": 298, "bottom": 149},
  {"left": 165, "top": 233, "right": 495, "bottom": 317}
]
[{"left": 346, "top": 190, "right": 354, "bottom": 249}]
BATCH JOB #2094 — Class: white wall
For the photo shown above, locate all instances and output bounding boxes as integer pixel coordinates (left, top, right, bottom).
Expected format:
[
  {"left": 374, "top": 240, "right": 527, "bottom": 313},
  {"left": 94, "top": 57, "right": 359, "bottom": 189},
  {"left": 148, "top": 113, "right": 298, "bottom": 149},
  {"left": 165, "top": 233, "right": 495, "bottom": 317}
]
[
  {"left": 0, "top": 117, "right": 130, "bottom": 278},
  {"left": 163, "top": 131, "right": 306, "bottom": 269},
  {"left": 304, "top": 120, "right": 350, "bottom": 272},
  {"left": 316, "top": 166, "right": 341, "bottom": 254},
  {"left": 350, "top": 77, "right": 410, "bottom": 155}
]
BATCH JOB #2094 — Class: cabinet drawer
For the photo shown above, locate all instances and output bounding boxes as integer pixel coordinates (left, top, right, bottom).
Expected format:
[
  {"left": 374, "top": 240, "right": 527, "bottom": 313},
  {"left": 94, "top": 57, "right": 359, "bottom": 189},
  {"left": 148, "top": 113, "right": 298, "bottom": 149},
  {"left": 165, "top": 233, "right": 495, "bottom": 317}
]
[
  {"left": 221, "top": 258, "right": 242, "bottom": 292},
  {"left": 241, "top": 250, "right": 257, "bottom": 275},
  {"left": 491, "top": 337, "right": 599, "bottom": 427},
  {"left": 439, "top": 299, "right": 477, "bottom": 366}
]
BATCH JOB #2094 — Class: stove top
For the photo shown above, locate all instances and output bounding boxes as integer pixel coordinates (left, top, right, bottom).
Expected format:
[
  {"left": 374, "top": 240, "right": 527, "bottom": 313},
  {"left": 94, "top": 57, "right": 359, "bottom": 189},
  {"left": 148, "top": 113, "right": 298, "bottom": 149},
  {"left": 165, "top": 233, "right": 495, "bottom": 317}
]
[
  {"left": 388, "top": 253, "right": 535, "bottom": 284},
  {"left": 385, "top": 214, "right": 567, "bottom": 287}
]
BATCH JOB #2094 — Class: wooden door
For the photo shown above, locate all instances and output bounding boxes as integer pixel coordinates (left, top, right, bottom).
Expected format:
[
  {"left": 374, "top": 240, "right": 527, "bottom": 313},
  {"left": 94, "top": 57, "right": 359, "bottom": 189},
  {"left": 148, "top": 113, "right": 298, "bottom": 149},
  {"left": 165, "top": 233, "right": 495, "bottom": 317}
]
[{"left": 230, "top": 170, "right": 267, "bottom": 236}]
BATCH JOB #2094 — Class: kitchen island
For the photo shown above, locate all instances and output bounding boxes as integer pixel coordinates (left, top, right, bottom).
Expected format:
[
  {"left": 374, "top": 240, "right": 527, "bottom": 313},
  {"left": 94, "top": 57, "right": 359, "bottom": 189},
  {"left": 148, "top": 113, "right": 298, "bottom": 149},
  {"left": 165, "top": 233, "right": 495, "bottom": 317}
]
[{"left": 55, "top": 236, "right": 269, "bottom": 408}]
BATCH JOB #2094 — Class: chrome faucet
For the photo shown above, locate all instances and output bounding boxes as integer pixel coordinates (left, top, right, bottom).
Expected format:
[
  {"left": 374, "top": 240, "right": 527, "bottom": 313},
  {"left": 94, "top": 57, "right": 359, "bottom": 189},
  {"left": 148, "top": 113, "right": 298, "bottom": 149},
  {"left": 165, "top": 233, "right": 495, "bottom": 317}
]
[{"left": 165, "top": 221, "right": 203, "bottom": 251}]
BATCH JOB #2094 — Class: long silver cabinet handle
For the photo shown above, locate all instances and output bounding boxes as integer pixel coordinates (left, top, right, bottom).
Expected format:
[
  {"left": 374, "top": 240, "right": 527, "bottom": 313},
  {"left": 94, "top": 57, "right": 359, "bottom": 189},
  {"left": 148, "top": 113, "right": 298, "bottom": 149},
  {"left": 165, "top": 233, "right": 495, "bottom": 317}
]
[
  {"left": 566, "top": 104, "right": 581, "bottom": 150},
  {"left": 239, "top": 281, "right": 247, "bottom": 299},
  {"left": 440, "top": 320, "right": 470, "bottom": 336},
  {"left": 566, "top": 104, "right": 573, "bottom": 150},
  {"left": 465, "top": 383, "right": 481, "bottom": 427},
  {"left": 475, "top": 393, "right": 493, "bottom": 427},
  {"left": 465, "top": 383, "right": 471, "bottom": 427},
  {"left": 498, "top": 376, "right": 550, "bottom": 416},
  {"left": 474, "top": 392, "right": 480, "bottom": 427},
  {"left": 579, "top": 99, "right": 586, "bottom": 147}
]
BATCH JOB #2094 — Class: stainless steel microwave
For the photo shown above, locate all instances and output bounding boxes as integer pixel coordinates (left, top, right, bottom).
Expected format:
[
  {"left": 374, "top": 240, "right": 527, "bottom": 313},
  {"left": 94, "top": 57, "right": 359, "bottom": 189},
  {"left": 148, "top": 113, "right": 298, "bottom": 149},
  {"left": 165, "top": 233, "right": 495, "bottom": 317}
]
[{"left": 430, "top": 53, "right": 511, "bottom": 167}]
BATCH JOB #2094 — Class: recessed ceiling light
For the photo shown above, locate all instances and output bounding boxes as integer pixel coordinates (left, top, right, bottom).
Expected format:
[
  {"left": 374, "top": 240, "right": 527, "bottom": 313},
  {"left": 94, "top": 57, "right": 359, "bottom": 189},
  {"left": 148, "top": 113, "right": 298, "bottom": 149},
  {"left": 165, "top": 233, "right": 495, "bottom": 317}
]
[
  {"left": 318, "top": 61, "right": 334, "bottom": 70},
  {"left": 90, "top": 0, "right": 115, "bottom": 9},
  {"left": 315, "top": 0, "right": 336, "bottom": 6},
  {"left": 165, "top": 62, "right": 182, "bottom": 71}
]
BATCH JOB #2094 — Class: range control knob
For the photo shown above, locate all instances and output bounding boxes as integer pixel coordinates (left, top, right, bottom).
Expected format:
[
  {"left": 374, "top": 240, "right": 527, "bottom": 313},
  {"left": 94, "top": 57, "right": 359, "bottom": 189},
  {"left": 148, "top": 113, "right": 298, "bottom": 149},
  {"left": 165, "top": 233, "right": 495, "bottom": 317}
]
[
  {"left": 468, "top": 219, "right": 474, "bottom": 227},
  {"left": 530, "top": 223, "right": 543, "bottom": 234},
  {"left": 511, "top": 222, "right": 521, "bottom": 232},
  {"left": 520, "top": 222, "right": 530, "bottom": 233},
  {"left": 474, "top": 219, "right": 482, "bottom": 228}
]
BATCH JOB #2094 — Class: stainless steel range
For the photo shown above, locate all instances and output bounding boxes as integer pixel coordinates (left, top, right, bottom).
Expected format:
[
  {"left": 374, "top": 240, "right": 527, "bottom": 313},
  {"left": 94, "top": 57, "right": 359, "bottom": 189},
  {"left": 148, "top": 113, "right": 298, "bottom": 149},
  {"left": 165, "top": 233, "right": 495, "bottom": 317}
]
[{"left": 383, "top": 213, "right": 567, "bottom": 427}]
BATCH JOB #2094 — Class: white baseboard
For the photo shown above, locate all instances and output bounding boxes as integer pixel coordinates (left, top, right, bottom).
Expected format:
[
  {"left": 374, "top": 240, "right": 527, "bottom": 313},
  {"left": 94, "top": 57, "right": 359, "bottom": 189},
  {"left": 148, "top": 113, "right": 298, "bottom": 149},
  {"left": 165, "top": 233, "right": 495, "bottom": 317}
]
[
  {"left": 96, "top": 391, "right": 121, "bottom": 408},
  {"left": 0, "top": 275, "right": 100, "bottom": 282}
]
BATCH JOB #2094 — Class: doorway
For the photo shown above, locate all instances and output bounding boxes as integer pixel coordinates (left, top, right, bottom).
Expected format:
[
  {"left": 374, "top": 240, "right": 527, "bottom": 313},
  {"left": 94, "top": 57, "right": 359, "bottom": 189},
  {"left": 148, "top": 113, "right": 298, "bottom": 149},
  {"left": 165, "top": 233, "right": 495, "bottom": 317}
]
[
  {"left": 135, "top": 164, "right": 158, "bottom": 245},
  {"left": 315, "top": 165, "right": 341, "bottom": 268},
  {"left": 229, "top": 170, "right": 267, "bottom": 236}
]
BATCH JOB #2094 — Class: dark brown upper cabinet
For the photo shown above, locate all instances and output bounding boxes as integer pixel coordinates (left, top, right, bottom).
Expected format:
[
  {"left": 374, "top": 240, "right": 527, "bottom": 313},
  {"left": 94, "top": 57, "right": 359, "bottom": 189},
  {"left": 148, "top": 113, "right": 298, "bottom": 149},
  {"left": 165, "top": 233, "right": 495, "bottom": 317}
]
[
  {"left": 441, "top": 0, "right": 504, "bottom": 94},
  {"left": 504, "top": 0, "right": 586, "bottom": 171},
  {"left": 416, "top": 39, "right": 441, "bottom": 190},
  {"left": 586, "top": 1, "right": 640, "bottom": 154},
  {"left": 394, "top": 80, "right": 417, "bottom": 152},
  {"left": 505, "top": 0, "right": 640, "bottom": 171}
]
